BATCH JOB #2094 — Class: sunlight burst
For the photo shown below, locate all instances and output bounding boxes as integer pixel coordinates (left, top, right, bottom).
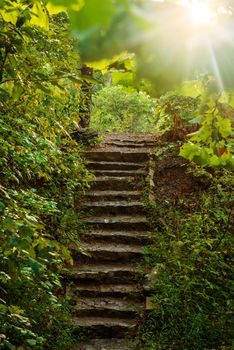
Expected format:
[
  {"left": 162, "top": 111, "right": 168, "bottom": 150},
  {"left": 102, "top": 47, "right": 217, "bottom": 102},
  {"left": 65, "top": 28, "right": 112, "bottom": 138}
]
[{"left": 184, "top": 1, "right": 214, "bottom": 27}]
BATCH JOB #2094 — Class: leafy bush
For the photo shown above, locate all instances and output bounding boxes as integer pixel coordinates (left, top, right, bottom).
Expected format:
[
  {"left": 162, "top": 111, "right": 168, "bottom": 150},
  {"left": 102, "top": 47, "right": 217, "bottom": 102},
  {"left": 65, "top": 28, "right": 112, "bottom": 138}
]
[
  {"left": 154, "top": 94, "right": 200, "bottom": 132},
  {"left": 180, "top": 102, "right": 234, "bottom": 168},
  {"left": 90, "top": 85, "right": 156, "bottom": 132},
  {"left": 140, "top": 164, "right": 234, "bottom": 350},
  {"left": 0, "top": 4, "right": 92, "bottom": 349}
]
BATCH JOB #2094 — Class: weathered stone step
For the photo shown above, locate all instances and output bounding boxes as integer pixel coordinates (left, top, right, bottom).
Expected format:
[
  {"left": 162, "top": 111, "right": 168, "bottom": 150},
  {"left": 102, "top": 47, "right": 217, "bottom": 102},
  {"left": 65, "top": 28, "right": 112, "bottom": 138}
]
[
  {"left": 102, "top": 132, "right": 158, "bottom": 142},
  {"left": 105, "top": 138, "right": 156, "bottom": 143},
  {"left": 73, "top": 242, "right": 143, "bottom": 261},
  {"left": 93, "top": 169, "right": 146, "bottom": 177},
  {"left": 67, "top": 283, "right": 143, "bottom": 299},
  {"left": 68, "top": 133, "right": 156, "bottom": 347},
  {"left": 91, "top": 176, "right": 143, "bottom": 191},
  {"left": 85, "top": 149, "right": 151, "bottom": 162},
  {"left": 82, "top": 201, "right": 144, "bottom": 216},
  {"left": 87, "top": 161, "right": 146, "bottom": 171},
  {"left": 65, "top": 263, "right": 142, "bottom": 283},
  {"left": 72, "top": 296, "right": 144, "bottom": 318},
  {"left": 104, "top": 140, "right": 156, "bottom": 148},
  {"left": 72, "top": 338, "right": 134, "bottom": 350},
  {"left": 83, "top": 230, "right": 150, "bottom": 244},
  {"left": 84, "top": 215, "right": 149, "bottom": 231},
  {"left": 86, "top": 190, "right": 142, "bottom": 202},
  {"left": 72, "top": 316, "right": 138, "bottom": 338}
]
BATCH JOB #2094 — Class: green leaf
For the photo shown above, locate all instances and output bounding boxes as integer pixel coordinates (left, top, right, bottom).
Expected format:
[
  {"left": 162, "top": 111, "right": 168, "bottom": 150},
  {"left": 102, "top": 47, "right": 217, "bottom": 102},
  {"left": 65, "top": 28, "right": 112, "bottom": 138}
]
[
  {"left": 0, "top": 88, "right": 10, "bottom": 99},
  {"left": 12, "top": 83, "right": 24, "bottom": 101},
  {"left": 26, "top": 339, "right": 37, "bottom": 346},
  {"left": 179, "top": 143, "right": 200, "bottom": 161},
  {"left": 69, "top": 0, "right": 117, "bottom": 31},
  {"left": 28, "top": 258, "right": 41, "bottom": 275},
  {"left": 0, "top": 201, "right": 6, "bottom": 213},
  {"left": 0, "top": 304, "right": 7, "bottom": 314},
  {"left": 0, "top": 271, "right": 11, "bottom": 282},
  {"left": 35, "top": 82, "right": 51, "bottom": 94},
  {"left": 217, "top": 117, "right": 232, "bottom": 138},
  {"left": 209, "top": 155, "right": 221, "bottom": 167},
  {"left": 197, "top": 147, "right": 210, "bottom": 167},
  {"left": 189, "top": 115, "right": 204, "bottom": 124},
  {"left": 30, "top": 3, "right": 49, "bottom": 30},
  {"left": 18, "top": 224, "right": 33, "bottom": 236}
]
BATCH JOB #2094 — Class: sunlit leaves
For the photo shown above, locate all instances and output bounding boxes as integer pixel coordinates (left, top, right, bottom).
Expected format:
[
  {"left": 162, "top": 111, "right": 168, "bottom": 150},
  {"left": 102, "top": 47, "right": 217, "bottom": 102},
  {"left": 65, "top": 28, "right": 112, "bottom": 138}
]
[
  {"left": 68, "top": 0, "right": 234, "bottom": 91},
  {"left": 70, "top": 0, "right": 116, "bottom": 30},
  {"left": 0, "top": 1, "right": 49, "bottom": 29},
  {"left": 0, "top": 5, "right": 91, "bottom": 349},
  {"left": 217, "top": 116, "right": 232, "bottom": 138},
  {"left": 180, "top": 109, "right": 234, "bottom": 168},
  {"left": 4, "top": 0, "right": 233, "bottom": 92},
  {"left": 30, "top": 3, "right": 49, "bottom": 30},
  {"left": 91, "top": 85, "right": 155, "bottom": 132},
  {"left": 0, "top": 1, "right": 19, "bottom": 24}
]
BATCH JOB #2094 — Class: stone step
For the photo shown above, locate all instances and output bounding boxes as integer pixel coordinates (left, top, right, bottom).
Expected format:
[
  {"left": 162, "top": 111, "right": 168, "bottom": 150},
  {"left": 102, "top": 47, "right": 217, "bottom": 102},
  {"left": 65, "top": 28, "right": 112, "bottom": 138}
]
[
  {"left": 83, "top": 230, "right": 150, "bottom": 244},
  {"left": 84, "top": 215, "right": 149, "bottom": 231},
  {"left": 73, "top": 242, "right": 143, "bottom": 262},
  {"left": 65, "top": 263, "right": 142, "bottom": 283},
  {"left": 72, "top": 296, "right": 144, "bottom": 318},
  {"left": 87, "top": 161, "right": 146, "bottom": 171},
  {"left": 93, "top": 169, "right": 146, "bottom": 177},
  {"left": 68, "top": 133, "right": 155, "bottom": 347},
  {"left": 102, "top": 132, "right": 158, "bottom": 142},
  {"left": 67, "top": 283, "right": 143, "bottom": 299},
  {"left": 104, "top": 140, "right": 156, "bottom": 148},
  {"left": 91, "top": 176, "right": 143, "bottom": 191},
  {"left": 105, "top": 138, "right": 156, "bottom": 143},
  {"left": 85, "top": 190, "right": 142, "bottom": 202},
  {"left": 85, "top": 149, "right": 151, "bottom": 162},
  {"left": 72, "top": 316, "right": 138, "bottom": 338},
  {"left": 71, "top": 338, "right": 134, "bottom": 350},
  {"left": 82, "top": 201, "right": 144, "bottom": 216}
]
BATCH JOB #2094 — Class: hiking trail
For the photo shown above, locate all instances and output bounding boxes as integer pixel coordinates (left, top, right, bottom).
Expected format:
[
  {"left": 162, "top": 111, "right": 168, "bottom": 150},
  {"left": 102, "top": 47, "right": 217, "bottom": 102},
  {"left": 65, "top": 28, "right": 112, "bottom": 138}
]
[{"left": 67, "top": 133, "right": 157, "bottom": 350}]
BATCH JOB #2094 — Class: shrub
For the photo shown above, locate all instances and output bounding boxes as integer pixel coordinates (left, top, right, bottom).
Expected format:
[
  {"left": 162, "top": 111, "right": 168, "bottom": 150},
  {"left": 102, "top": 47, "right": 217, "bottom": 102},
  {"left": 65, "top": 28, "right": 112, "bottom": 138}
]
[
  {"left": 140, "top": 164, "right": 234, "bottom": 350},
  {"left": 0, "top": 5, "right": 92, "bottom": 349},
  {"left": 91, "top": 85, "right": 156, "bottom": 132}
]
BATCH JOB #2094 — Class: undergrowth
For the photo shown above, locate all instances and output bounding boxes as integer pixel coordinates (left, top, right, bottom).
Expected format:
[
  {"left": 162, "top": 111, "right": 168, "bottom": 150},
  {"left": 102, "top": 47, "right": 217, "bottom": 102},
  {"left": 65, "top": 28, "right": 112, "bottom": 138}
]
[
  {"left": 0, "top": 9, "right": 92, "bottom": 349},
  {"left": 140, "top": 160, "right": 234, "bottom": 350}
]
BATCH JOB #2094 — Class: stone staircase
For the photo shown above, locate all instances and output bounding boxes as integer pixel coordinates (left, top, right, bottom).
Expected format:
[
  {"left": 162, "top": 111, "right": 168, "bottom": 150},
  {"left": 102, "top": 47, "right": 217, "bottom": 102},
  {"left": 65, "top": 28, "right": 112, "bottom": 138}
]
[{"left": 67, "top": 133, "right": 157, "bottom": 350}]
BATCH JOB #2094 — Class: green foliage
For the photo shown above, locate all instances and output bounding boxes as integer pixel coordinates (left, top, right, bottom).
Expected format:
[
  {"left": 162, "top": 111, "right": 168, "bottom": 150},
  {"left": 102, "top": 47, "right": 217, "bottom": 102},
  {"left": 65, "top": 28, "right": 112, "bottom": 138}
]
[
  {"left": 180, "top": 98, "right": 234, "bottom": 168},
  {"left": 0, "top": 3, "right": 92, "bottom": 349},
  {"left": 90, "top": 52, "right": 137, "bottom": 89},
  {"left": 0, "top": 2, "right": 233, "bottom": 348},
  {"left": 140, "top": 76, "right": 234, "bottom": 169},
  {"left": 141, "top": 166, "right": 234, "bottom": 350},
  {"left": 56, "top": 0, "right": 234, "bottom": 92},
  {"left": 90, "top": 85, "right": 155, "bottom": 132},
  {"left": 4, "top": 1, "right": 231, "bottom": 94},
  {"left": 154, "top": 93, "right": 200, "bottom": 131},
  {"left": 70, "top": 0, "right": 116, "bottom": 30},
  {"left": 90, "top": 80, "right": 234, "bottom": 171}
]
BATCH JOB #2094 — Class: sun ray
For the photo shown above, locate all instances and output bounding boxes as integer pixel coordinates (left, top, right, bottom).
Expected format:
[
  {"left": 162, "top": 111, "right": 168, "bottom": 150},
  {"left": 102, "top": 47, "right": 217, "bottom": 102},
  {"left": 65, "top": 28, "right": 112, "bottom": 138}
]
[{"left": 207, "top": 40, "right": 224, "bottom": 92}]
